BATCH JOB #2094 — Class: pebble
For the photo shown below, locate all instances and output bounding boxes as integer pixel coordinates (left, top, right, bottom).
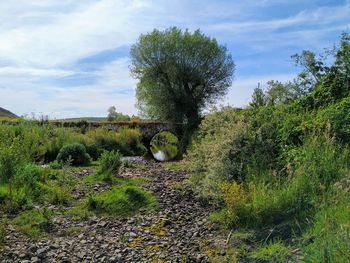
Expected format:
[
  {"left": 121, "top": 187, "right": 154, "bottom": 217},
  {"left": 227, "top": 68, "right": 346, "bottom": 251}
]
[{"left": 0, "top": 158, "right": 216, "bottom": 262}]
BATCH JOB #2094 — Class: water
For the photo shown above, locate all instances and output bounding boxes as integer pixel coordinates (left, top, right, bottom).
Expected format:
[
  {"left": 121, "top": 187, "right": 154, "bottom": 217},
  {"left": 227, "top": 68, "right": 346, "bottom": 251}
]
[{"left": 153, "top": 151, "right": 167, "bottom": 162}]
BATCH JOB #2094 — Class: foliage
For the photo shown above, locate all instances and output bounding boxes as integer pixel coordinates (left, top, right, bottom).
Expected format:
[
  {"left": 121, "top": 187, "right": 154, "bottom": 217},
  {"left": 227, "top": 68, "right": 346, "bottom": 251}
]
[
  {"left": 131, "top": 27, "right": 235, "bottom": 149},
  {"left": 115, "top": 128, "right": 147, "bottom": 156},
  {"left": 150, "top": 131, "right": 179, "bottom": 161},
  {"left": 107, "top": 106, "right": 131, "bottom": 121},
  {"left": 87, "top": 185, "right": 157, "bottom": 217},
  {"left": 302, "top": 188, "right": 350, "bottom": 262},
  {"left": 12, "top": 208, "right": 53, "bottom": 237},
  {"left": 186, "top": 32, "right": 350, "bottom": 261},
  {"left": 56, "top": 143, "right": 91, "bottom": 166},
  {"left": 250, "top": 241, "right": 291, "bottom": 262},
  {"left": 98, "top": 150, "right": 123, "bottom": 183},
  {"left": 187, "top": 107, "right": 250, "bottom": 199}
]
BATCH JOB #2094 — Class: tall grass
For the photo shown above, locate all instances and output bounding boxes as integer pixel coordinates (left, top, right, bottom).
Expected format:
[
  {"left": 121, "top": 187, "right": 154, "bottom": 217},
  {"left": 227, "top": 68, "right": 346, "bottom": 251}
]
[{"left": 219, "top": 134, "right": 349, "bottom": 229}]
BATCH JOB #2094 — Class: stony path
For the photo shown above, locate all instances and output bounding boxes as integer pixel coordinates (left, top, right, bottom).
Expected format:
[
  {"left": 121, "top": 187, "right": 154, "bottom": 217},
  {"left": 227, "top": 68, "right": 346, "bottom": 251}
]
[{"left": 0, "top": 157, "right": 224, "bottom": 263}]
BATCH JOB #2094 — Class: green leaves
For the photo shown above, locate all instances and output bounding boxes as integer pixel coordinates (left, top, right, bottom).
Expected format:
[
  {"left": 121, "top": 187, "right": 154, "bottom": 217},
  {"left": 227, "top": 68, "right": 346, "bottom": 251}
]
[{"left": 130, "top": 27, "right": 235, "bottom": 147}]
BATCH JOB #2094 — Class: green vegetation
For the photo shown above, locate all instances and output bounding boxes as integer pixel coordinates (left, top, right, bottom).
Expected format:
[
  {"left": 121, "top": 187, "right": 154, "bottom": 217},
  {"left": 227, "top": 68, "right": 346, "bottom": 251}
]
[
  {"left": 56, "top": 143, "right": 91, "bottom": 166},
  {"left": 150, "top": 131, "right": 179, "bottom": 161},
  {"left": 99, "top": 150, "right": 122, "bottom": 175},
  {"left": 87, "top": 185, "right": 157, "bottom": 217},
  {"left": 0, "top": 122, "right": 153, "bottom": 238},
  {"left": 186, "top": 32, "right": 350, "bottom": 261},
  {"left": 131, "top": 27, "right": 235, "bottom": 150},
  {"left": 12, "top": 208, "right": 53, "bottom": 237},
  {"left": 250, "top": 241, "right": 292, "bottom": 262}
]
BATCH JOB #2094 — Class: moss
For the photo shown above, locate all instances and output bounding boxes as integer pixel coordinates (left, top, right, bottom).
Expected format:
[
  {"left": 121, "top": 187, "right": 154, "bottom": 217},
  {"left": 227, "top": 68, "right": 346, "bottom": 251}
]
[
  {"left": 144, "top": 219, "right": 167, "bottom": 237},
  {"left": 128, "top": 236, "right": 145, "bottom": 248}
]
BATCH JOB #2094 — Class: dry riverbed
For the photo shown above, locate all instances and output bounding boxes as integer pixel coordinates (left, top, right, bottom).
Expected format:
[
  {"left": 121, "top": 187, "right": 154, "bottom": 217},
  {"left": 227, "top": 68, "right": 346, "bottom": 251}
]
[{"left": 0, "top": 157, "right": 228, "bottom": 263}]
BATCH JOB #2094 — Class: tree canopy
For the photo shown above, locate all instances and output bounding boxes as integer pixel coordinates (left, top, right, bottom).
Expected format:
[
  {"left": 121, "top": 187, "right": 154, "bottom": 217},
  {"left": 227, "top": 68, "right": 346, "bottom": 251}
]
[{"left": 130, "top": 27, "right": 235, "bottom": 148}]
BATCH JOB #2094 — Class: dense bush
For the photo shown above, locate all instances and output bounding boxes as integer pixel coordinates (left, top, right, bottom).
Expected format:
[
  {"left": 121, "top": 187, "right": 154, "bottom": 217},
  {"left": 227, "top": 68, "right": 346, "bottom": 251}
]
[
  {"left": 186, "top": 33, "right": 350, "bottom": 262},
  {"left": 56, "top": 143, "right": 91, "bottom": 166},
  {"left": 115, "top": 128, "right": 147, "bottom": 156}
]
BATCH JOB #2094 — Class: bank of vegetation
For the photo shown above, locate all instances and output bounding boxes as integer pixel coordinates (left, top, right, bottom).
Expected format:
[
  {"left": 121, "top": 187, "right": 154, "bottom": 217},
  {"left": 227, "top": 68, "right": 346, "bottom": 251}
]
[{"left": 185, "top": 33, "right": 350, "bottom": 262}]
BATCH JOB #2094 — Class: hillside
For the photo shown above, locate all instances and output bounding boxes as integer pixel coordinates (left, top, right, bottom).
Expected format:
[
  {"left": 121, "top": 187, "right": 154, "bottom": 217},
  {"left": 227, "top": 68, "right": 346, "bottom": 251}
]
[{"left": 0, "top": 107, "right": 17, "bottom": 118}]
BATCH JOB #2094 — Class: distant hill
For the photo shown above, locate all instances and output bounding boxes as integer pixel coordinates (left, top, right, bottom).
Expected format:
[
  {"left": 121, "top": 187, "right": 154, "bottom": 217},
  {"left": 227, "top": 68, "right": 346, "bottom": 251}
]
[
  {"left": 0, "top": 107, "right": 17, "bottom": 118},
  {"left": 55, "top": 117, "right": 107, "bottom": 122}
]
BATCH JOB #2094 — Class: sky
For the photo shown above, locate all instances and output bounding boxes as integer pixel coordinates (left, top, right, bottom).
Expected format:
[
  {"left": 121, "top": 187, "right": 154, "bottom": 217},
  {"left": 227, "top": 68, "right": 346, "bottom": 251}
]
[{"left": 0, "top": 0, "right": 349, "bottom": 119}]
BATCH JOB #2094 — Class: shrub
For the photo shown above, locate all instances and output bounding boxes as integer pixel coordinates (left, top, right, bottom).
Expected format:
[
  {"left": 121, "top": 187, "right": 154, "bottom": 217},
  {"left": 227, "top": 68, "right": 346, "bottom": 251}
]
[
  {"left": 41, "top": 183, "right": 73, "bottom": 205},
  {"left": 0, "top": 137, "right": 24, "bottom": 183},
  {"left": 87, "top": 185, "right": 157, "bottom": 217},
  {"left": 115, "top": 128, "right": 147, "bottom": 156},
  {"left": 187, "top": 108, "right": 249, "bottom": 198},
  {"left": 150, "top": 131, "right": 179, "bottom": 161},
  {"left": 13, "top": 164, "right": 43, "bottom": 199},
  {"left": 99, "top": 150, "right": 122, "bottom": 175},
  {"left": 49, "top": 160, "right": 63, "bottom": 170},
  {"left": 86, "top": 128, "right": 119, "bottom": 152},
  {"left": 56, "top": 143, "right": 91, "bottom": 166}
]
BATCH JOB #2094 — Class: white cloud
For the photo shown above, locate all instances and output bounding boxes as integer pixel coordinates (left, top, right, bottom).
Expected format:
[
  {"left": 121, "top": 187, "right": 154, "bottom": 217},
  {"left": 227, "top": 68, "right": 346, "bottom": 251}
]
[
  {"left": 0, "top": 66, "right": 74, "bottom": 77},
  {"left": 222, "top": 73, "right": 296, "bottom": 108},
  {"left": 0, "top": 0, "right": 349, "bottom": 118},
  {"left": 0, "top": 57, "right": 137, "bottom": 118}
]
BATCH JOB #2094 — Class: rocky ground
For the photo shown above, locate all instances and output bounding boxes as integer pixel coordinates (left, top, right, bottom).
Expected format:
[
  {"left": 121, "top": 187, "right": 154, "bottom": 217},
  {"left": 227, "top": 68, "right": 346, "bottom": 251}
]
[{"left": 0, "top": 157, "right": 227, "bottom": 263}]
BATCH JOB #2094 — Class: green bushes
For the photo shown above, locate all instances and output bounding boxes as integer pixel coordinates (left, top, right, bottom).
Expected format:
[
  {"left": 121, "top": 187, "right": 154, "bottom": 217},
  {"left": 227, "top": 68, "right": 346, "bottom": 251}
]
[
  {"left": 150, "top": 131, "right": 179, "bottom": 161},
  {"left": 56, "top": 143, "right": 91, "bottom": 166},
  {"left": 87, "top": 185, "right": 157, "bottom": 217},
  {"left": 99, "top": 150, "right": 122, "bottom": 175},
  {"left": 0, "top": 124, "right": 147, "bottom": 167},
  {"left": 0, "top": 136, "right": 25, "bottom": 183},
  {"left": 115, "top": 128, "right": 147, "bottom": 156}
]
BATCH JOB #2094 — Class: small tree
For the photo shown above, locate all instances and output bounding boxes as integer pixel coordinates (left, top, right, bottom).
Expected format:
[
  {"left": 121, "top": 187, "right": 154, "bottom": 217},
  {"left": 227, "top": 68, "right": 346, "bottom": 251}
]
[
  {"left": 250, "top": 84, "right": 266, "bottom": 109},
  {"left": 130, "top": 27, "right": 235, "bottom": 150}
]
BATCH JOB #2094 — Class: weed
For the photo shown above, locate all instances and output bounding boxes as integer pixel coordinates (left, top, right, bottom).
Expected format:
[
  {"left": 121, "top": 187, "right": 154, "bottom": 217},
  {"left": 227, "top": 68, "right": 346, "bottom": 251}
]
[
  {"left": 87, "top": 185, "right": 157, "bottom": 217},
  {"left": 250, "top": 240, "right": 292, "bottom": 262},
  {"left": 12, "top": 208, "right": 53, "bottom": 237}
]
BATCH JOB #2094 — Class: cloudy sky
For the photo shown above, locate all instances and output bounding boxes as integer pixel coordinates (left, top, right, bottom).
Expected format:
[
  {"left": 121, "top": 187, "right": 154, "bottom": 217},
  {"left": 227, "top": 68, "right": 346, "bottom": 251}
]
[{"left": 0, "top": 0, "right": 349, "bottom": 118}]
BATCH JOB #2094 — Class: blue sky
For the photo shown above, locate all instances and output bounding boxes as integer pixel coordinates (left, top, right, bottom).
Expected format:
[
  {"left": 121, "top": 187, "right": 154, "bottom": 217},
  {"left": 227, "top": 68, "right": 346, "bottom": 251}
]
[{"left": 0, "top": 0, "right": 349, "bottom": 118}]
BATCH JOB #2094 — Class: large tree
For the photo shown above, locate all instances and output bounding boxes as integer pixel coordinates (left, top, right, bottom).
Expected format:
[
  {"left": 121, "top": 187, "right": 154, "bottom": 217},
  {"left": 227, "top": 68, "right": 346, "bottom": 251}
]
[{"left": 130, "top": 27, "right": 235, "bottom": 148}]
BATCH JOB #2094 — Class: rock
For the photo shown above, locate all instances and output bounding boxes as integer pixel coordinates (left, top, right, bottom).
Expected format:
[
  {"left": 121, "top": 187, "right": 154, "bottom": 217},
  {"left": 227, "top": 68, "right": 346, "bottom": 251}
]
[
  {"left": 31, "top": 257, "right": 40, "bottom": 263},
  {"left": 37, "top": 247, "right": 48, "bottom": 257},
  {"left": 77, "top": 252, "right": 86, "bottom": 259},
  {"left": 129, "top": 232, "right": 137, "bottom": 238}
]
